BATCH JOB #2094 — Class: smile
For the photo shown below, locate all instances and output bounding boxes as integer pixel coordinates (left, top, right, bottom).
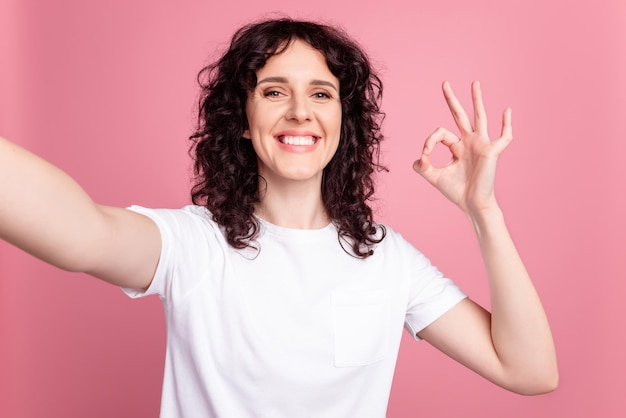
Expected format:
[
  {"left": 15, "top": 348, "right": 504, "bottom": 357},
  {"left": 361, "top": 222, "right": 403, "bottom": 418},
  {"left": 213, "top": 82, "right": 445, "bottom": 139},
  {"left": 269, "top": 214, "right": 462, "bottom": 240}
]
[{"left": 277, "top": 135, "right": 318, "bottom": 146}]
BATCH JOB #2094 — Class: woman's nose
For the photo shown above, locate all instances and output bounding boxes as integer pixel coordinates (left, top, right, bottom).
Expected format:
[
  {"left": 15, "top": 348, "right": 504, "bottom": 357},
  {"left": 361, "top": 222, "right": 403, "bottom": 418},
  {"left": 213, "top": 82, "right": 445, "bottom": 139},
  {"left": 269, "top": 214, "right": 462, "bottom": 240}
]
[{"left": 285, "top": 95, "right": 312, "bottom": 122}]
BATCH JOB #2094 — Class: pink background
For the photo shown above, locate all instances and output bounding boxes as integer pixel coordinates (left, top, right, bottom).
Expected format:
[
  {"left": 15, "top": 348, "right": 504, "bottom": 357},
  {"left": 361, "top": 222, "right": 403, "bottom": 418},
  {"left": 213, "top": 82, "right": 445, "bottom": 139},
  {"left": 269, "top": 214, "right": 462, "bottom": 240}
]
[{"left": 1, "top": 0, "right": 624, "bottom": 417}]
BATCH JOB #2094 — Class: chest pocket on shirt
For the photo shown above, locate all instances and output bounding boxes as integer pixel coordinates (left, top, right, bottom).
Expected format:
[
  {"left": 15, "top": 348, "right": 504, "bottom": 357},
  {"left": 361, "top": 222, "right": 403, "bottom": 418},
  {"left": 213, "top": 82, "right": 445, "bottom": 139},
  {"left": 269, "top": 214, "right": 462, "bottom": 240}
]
[{"left": 331, "top": 288, "right": 390, "bottom": 367}]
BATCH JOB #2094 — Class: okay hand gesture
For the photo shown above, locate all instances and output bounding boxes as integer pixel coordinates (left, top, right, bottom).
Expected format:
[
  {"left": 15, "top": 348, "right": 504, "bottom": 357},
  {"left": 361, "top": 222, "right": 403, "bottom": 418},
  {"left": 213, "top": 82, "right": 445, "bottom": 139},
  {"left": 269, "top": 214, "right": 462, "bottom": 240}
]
[{"left": 413, "top": 81, "right": 513, "bottom": 216}]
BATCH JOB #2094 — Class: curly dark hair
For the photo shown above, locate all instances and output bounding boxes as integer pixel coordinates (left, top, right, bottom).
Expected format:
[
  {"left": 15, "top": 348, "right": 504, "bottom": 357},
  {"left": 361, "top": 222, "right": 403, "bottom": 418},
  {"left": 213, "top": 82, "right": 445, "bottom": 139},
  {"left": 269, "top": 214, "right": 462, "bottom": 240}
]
[{"left": 189, "top": 18, "right": 387, "bottom": 258}]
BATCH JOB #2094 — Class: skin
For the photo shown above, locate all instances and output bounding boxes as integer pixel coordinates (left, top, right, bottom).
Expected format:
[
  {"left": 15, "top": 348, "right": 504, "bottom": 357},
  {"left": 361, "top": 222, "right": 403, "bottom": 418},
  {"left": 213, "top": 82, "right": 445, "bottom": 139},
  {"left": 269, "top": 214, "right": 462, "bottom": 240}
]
[{"left": 0, "top": 42, "right": 558, "bottom": 395}]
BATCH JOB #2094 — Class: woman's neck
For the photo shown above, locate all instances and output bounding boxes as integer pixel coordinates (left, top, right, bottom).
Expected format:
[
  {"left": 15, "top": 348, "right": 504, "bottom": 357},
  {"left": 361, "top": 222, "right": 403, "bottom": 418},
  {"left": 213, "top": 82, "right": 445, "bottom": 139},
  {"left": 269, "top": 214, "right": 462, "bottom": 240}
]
[{"left": 254, "top": 176, "right": 330, "bottom": 229}]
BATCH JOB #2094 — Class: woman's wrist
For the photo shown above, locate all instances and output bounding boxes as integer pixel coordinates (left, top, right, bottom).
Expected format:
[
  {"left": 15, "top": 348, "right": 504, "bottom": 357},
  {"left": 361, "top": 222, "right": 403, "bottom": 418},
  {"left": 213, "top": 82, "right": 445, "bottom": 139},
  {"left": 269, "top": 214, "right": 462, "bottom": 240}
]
[{"left": 467, "top": 203, "right": 505, "bottom": 238}]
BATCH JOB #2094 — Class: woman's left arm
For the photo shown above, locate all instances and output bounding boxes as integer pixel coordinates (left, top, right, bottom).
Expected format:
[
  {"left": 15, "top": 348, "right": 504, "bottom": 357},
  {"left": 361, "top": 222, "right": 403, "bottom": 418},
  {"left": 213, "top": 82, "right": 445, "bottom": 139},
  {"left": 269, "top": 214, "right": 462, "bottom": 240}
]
[{"left": 412, "top": 81, "right": 558, "bottom": 395}]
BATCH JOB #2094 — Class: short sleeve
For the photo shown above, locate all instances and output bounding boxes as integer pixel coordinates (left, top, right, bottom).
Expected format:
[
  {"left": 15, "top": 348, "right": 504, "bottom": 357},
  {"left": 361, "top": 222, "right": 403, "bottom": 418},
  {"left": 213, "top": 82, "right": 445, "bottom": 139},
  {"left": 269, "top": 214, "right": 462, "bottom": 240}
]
[
  {"left": 385, "top": 231, "right": 467, "bottom": 341},
  {"left": 120, "top": 205, "right": 225, "bottom": 305}
]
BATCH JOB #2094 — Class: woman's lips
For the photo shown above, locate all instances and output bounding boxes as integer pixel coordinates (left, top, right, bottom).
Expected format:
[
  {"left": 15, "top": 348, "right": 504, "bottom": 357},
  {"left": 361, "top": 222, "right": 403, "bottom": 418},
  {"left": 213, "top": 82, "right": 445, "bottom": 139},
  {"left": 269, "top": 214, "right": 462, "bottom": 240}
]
[
  {"left": 278, "top": 135, "right": 317, "bottom": 145},
  {"left": 274, "top": 131, "right": 321, "bottom": 152}
]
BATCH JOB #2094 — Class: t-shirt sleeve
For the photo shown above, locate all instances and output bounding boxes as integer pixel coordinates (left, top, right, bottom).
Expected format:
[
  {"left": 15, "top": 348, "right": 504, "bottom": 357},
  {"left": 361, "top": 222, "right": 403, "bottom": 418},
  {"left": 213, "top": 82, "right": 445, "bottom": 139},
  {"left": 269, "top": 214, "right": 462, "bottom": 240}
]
[
  {"left": 120, "top": 205, "right": 223, "bottom": 303},
  {"left": 392, "top": 233, "right": 467, "bottom": 341}
]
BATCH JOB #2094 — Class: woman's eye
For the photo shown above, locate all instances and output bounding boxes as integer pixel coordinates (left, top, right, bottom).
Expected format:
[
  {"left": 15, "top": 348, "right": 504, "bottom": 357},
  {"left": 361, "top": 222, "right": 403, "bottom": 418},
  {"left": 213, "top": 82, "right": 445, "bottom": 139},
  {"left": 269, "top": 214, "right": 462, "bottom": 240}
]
[
  {"left": 313, "top": 92, "right": 331, "bottom": 99},
  {"left": 263, "top": 90, "right": 282, "bottom": 97}
]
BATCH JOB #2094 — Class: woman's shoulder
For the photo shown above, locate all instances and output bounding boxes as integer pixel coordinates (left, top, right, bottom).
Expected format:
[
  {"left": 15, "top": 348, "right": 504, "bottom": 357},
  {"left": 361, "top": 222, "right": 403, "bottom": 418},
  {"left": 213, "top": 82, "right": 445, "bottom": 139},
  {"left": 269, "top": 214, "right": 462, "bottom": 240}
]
[
  {"left": 128, "top": 204, "right": 211, "bottom": 220},
  {"left": 127, "top": 204, "right": 224, "bottom": 239},
  {"left": 374, "top": 222, "right": 427, "bottom": 258}
]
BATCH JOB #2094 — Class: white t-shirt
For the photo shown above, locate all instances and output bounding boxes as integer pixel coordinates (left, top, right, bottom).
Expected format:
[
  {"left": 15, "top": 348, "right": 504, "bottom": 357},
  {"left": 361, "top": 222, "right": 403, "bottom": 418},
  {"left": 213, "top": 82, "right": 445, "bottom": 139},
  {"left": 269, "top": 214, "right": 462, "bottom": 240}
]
[{"left": 124, "top": 205, "right": 466, "bottom": 418}]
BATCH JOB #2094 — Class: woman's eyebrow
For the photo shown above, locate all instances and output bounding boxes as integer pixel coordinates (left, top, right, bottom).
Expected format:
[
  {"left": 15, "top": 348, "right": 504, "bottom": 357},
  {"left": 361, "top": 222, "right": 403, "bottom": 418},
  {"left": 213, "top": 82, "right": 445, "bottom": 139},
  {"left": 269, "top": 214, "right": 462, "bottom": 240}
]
[
  {"left": 310, "top": 79, "right": 338, "bottom": 92},
  {"left": 257, "top": 76, "right": 338, "bottom": 92}
]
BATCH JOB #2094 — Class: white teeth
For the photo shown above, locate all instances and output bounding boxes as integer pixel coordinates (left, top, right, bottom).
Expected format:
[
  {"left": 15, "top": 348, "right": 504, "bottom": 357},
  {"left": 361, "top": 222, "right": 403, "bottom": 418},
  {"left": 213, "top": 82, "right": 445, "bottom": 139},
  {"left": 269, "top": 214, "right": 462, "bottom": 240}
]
[{"left": 280, "top": 136, "right": 316, "bottom": 145}]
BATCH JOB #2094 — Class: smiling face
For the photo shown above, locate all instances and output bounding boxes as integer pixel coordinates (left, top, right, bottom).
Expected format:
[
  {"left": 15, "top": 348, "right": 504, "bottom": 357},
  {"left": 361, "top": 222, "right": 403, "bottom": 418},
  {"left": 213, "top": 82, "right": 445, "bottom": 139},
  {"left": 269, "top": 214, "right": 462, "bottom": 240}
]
[{"left": 244, "top": 39, "right": 342, "bottom": 186}]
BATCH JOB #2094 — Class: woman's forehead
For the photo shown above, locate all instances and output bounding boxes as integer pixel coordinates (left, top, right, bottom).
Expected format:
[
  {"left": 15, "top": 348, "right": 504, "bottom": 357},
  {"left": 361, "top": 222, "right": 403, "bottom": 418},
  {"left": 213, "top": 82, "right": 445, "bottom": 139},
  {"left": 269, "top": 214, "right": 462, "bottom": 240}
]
[{"left": 255, "top": 39, "right": 337, "bottom": 86}]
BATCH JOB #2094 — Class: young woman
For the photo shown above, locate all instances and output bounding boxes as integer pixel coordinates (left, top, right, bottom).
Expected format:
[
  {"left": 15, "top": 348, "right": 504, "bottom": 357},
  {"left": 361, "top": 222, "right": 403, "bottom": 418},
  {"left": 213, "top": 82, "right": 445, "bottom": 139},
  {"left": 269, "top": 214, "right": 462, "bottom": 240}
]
[{"left": 0, "top": 18, "right": 557, "bottom": 417}]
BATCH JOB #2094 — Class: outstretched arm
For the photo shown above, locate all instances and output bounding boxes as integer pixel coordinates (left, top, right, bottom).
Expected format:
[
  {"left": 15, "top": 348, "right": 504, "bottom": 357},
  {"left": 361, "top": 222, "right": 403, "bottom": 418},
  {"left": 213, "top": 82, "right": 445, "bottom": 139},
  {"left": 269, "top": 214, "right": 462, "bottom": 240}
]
[
  {"left": 0, "top": 136, "right": 160, "bottom": 290},
  {"left": 412, "top": 81, "right": 558, "bottom": 395}
]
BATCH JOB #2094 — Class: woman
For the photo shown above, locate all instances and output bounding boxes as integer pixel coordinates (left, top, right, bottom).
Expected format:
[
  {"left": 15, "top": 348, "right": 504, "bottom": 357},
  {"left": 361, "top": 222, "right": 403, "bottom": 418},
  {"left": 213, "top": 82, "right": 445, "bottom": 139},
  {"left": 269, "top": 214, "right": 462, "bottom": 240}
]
[{"left": 0, "top": 18, "right": 557, "bottom": 417}]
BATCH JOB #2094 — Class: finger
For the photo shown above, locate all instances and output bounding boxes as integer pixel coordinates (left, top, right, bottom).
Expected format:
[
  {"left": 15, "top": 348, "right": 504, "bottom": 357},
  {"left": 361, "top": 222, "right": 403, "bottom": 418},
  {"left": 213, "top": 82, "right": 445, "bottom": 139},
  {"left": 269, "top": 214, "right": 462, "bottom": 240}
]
[
  {"left": 421, "top": 127, "right": 462, "bottom": 155},
  {"left": 412, "top": 152, "right": 439, "bottom": 186},
  {"left": 492, "top": 108, "right": 513, "bottom": 154},
  {"left": 442, "top": 81, "right": 473, "bottom": 134},
  {"left": 415, "top": 127, "right": 461, "bottom": 182},
  {"left": 472, "top": 81, "right": 488, "bottom": 135}
]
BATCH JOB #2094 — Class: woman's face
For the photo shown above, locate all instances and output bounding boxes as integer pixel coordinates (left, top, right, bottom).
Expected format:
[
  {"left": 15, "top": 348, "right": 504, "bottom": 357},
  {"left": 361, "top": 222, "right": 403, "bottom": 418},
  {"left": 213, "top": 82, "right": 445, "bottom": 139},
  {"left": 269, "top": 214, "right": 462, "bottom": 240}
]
[{"left": 244, "top": 39, "right": 342, "bottom": 186}]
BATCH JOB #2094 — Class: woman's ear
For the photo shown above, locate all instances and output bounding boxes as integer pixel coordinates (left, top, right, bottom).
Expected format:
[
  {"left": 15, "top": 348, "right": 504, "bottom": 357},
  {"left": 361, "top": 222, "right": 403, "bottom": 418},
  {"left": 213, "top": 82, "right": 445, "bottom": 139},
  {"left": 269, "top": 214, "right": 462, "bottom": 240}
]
[{"left": 242, "top": 129, "right": 251, "bottom": 139}]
